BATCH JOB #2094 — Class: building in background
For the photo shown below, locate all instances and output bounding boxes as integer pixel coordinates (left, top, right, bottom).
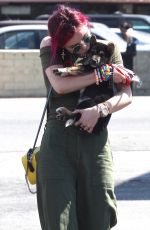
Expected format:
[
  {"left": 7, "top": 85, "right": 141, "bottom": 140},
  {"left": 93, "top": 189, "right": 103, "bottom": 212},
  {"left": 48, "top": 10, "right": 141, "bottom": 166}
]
[{"left": 0, "top": 0, "right": 150, "bottom": 20}]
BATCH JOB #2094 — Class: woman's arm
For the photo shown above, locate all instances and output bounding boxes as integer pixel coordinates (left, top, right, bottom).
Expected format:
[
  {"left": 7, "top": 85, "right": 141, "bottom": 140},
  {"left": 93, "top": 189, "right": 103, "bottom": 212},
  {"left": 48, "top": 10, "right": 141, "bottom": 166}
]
[
  {"left": 74, "top": 84, "right": 132, "bottom": 133},
  {"left": 105, "top": 84, "right": 132, "bottom": 114},
  {"left": 105, "top": 42, "right": 133, "bottom": 113},
  {"left": 45, "top": 66, "right": 95, "bottom": 94},
  {"left": 41, "top": 37, "right": 125, "bottom": 94},
  {"left": 41, "top": 36, "right": 95, "bottom": 94}
]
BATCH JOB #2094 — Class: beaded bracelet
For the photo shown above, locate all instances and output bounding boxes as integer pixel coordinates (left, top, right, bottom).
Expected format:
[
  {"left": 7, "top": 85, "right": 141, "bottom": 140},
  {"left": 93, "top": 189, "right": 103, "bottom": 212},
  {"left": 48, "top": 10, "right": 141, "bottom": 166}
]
[
  {"left": 94, "top": 63, "right": 141, "bottom": 87},
  {"left": 100, "top": 64, "right": 113, "bottom": 81},
  {"left": 94, "top": 69, "right": 99, "bottom": 85},
  {"left": 94, "top": 64, "right": 113, "bottom": 85}
]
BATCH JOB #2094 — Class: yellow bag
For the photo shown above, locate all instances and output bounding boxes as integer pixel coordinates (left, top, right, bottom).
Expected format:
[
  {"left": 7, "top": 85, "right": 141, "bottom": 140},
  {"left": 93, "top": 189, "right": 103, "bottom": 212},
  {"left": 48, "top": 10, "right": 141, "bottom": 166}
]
[{"left": 22, "top": 146, "right": 40, "bottom": 185}]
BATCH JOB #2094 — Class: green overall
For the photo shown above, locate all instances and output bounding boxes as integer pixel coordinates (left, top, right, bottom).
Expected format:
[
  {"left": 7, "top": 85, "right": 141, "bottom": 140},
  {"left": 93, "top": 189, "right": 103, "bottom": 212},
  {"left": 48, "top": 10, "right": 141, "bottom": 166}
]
[{"left": 37, "top": 43, "right": 123, "bottom": 230}]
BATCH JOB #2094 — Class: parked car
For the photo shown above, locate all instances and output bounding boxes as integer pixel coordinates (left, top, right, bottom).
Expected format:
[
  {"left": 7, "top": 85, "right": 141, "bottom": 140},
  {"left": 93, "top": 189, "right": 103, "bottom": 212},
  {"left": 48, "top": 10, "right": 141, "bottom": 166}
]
[
  {"left": 0, "top": 22, "right": 126, "bottom": 52},
  {"left": 111, "top": 27, "right": 150, "bottom": 51},
  {"left": 36, "top": 12, "right": 150, "bottom": 34},
  {"left": 0, "top": 19, "right": 47, "bottom": 28},
  {"left": 36, "top": 14, "right": 50, "bottom": 20},
  {"left": 86, "top": 13, "right": 150, "bottom": 34},
  {"left": 0, "top": 24, "right": 48, "bottom": 49}
]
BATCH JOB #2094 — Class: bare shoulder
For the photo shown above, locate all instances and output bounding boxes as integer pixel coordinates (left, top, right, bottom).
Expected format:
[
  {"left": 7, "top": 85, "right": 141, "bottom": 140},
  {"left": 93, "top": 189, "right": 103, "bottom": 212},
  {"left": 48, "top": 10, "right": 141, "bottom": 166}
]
[{"left": 40, "top": 36, "right": 51, "bottom": 49}]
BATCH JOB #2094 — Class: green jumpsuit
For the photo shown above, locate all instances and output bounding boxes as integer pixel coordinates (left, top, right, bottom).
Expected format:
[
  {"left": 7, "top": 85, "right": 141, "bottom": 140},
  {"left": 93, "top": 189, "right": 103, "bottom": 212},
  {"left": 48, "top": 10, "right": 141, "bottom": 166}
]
[{"left": 37, "top": 42, "right": 123, "bottom": 230}]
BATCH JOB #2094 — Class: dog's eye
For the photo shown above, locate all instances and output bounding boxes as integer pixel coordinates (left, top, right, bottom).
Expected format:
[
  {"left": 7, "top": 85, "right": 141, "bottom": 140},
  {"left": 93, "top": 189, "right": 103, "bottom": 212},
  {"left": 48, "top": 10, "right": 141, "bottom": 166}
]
[
  {"left": 91, "top": 47, "right": 97, "bottom": 54},
  {"left": 99, "top": 51, "right": 105, "bottom": 57}
]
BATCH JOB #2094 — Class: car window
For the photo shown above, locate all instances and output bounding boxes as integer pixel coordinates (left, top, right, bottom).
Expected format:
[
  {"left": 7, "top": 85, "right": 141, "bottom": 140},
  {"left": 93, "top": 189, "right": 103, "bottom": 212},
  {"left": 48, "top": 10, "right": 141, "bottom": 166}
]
[
  {"left": 128, "top": 19, "right": 150, "bottom": 33},
  {"left": 88, "top": 16, "right": 119, "bottom": 28},
  {"left": 38, "top": 30, "right": 48, "bottom": 42},
  {"left": 96, "top": 18, "right": 119, "bottom": 28},
  {"left": 0, "top": 34, "right": 4, "bottom": 48},
  {"left": 1, "top": 31, "right": 36, "bottom": 49},
  {"left": 87, "top": 14, "right": 150, "bottom": 33}
]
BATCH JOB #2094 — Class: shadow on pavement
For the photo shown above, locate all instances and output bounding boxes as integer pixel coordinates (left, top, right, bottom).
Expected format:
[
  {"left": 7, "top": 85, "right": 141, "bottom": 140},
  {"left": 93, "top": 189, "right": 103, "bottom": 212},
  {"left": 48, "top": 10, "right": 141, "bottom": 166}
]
[{"left": 115, "top": 172, "right": 150, "bottom": 200}]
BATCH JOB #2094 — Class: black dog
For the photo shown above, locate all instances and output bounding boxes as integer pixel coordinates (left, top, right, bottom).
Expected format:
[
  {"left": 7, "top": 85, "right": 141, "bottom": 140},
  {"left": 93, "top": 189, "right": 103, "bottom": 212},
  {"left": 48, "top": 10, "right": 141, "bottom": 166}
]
[
  {"left": 53, "top": 36, "right": 140, "bottom": 133},
  {"left": 53, "top": 36, "right": 115, "bottom": 133},
  {"left": 53, "top": 35, "right": 114, "bottom": 76}
]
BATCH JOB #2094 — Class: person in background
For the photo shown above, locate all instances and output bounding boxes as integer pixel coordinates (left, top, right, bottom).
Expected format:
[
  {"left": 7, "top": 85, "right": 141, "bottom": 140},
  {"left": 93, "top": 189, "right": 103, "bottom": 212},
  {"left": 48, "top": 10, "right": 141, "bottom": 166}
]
[
  {"left": 37, "top": 5, "right": 132, "bottom": 230},
  {"left": 119, "top": 21, "right": 137, "bottom": 71}
]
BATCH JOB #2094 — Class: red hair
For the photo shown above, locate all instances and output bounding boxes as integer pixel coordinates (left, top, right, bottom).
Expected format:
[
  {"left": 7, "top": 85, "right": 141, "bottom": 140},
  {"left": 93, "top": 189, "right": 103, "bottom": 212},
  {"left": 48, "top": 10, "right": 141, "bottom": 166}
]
[{"left": 48, "top": 5, "right": 90, "bottom": 58}]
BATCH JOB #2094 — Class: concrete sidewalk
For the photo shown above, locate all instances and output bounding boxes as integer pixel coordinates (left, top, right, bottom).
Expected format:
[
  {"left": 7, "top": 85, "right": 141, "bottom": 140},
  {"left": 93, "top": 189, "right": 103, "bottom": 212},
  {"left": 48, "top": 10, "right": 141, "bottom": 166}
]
[{"left": 0, "top": 96, "right": 150, "bottom": 230}]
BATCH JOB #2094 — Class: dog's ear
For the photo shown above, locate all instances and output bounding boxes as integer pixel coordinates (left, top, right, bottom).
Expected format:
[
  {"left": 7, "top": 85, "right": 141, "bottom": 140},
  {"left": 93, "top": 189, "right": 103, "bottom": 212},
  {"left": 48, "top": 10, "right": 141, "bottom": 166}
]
[
  {"left": 107, "top": 42, "right": 115, "bottom": 56},
  {"left": 90, "top": 35, "right": 97, "bottom": 45}
]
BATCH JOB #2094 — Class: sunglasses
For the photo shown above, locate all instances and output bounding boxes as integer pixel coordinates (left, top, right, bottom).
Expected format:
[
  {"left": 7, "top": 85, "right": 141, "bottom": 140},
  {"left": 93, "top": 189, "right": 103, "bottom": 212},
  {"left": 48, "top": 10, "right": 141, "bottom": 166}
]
[
  {"left": 70, "top": 33, "right": 91, "bottom": 54},
  {"left": 121, "top": 25, "right": 130, "bottom": 30}
]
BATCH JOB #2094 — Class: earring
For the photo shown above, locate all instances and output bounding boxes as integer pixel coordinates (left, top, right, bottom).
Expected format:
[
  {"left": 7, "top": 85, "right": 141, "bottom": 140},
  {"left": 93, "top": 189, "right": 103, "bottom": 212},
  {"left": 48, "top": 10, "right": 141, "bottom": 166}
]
[{"left": 61, "top": 49, "right": 65, "bottom": 60}]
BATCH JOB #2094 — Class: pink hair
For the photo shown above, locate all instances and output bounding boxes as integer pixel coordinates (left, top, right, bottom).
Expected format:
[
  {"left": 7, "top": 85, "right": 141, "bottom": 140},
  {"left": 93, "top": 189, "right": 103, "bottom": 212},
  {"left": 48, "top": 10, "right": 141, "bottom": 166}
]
[{"left": 48, "top": 5, "right": 90, "bottom": 58}]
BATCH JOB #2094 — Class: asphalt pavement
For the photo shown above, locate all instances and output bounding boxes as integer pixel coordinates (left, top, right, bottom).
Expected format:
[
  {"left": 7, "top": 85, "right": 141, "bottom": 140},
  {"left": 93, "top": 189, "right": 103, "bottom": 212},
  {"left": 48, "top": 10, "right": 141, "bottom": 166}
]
[{"left": 0, "top": 96, "right": 150, "bottom": 230}]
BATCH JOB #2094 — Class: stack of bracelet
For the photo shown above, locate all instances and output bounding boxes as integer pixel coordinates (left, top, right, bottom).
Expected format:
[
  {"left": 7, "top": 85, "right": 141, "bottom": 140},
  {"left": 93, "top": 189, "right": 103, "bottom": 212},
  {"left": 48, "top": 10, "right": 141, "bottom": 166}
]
[{"left": 95, "top": 64, "right": 113, "bottom": 85}]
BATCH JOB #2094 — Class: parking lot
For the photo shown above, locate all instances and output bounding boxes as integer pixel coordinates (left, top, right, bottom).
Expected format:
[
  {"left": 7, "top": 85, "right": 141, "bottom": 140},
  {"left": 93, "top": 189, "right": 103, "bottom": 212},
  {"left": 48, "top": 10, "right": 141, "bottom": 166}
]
[{"left": 0, "top": 96, "right": 150, "bottom": 230}]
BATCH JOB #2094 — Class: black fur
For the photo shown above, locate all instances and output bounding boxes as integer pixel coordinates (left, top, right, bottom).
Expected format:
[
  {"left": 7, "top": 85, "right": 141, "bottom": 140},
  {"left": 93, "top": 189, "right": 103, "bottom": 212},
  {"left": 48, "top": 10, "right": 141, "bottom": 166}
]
[{"left": 54, "top": 36, "right": 115, "bottom": 133}]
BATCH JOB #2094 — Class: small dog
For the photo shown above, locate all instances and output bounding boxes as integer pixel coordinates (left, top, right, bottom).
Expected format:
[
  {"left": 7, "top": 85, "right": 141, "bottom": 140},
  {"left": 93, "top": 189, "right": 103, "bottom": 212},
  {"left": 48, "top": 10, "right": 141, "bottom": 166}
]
[
  {"left": 53, "top": 36, "right": 141, "bottom": 133},
  {"left": 53, "top": 35, "right": 114, "bottom": 76}
]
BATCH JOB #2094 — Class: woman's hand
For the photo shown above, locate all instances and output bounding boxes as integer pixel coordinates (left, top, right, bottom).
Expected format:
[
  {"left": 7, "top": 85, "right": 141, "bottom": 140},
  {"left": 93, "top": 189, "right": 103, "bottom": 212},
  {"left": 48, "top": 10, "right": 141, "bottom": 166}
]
[
  {"left": 113, "top": 66, "right": 127, "bottom": 84},
  {"left": 73, "top": 106, "right": 100, "bottom": 133}
]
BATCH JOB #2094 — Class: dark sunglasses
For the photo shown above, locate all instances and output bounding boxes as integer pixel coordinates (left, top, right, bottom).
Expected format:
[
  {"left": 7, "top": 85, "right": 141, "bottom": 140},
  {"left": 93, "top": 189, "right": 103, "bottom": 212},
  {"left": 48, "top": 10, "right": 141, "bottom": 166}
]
[
  {"left": 121, "top": 25, "right": 130, "bottom": 30},
  {"left": 71, "top": 33, "right": 91, "bottom": 54}
]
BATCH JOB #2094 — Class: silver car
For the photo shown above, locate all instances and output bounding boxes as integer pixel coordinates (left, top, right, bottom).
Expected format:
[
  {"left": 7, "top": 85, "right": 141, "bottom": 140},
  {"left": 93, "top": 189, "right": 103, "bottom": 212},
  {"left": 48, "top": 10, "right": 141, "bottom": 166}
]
[
  {"left": 0, "top": 23, "right": 126, "bottom": 52},
  {"left": 0, "top": 24, "right": 48, "bottom": 49}
]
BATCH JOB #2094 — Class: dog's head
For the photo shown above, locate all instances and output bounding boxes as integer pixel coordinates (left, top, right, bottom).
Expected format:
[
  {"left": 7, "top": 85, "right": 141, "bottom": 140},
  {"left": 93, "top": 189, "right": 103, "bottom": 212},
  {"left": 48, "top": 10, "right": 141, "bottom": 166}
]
[{"left": 81, "top": 35, "right": 115, "bottom": 68}]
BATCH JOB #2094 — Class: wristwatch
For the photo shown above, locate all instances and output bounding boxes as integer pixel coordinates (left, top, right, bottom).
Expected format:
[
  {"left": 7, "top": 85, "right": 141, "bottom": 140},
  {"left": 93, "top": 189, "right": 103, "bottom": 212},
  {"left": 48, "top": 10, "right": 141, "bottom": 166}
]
[{"left": 97, "top": 103, "right": 110, "bottom": 117}]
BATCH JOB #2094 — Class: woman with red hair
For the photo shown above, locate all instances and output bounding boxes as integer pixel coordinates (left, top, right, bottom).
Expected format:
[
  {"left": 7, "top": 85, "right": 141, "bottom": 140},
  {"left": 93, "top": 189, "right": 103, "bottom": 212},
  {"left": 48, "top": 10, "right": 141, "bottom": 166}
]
[{"left": 37, "top": 5, "right": 132, "bottom": 230}]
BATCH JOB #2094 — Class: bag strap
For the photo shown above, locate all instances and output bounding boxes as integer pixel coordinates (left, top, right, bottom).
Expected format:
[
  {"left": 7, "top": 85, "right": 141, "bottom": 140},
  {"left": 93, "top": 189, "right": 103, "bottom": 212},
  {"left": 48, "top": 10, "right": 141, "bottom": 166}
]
[
  {"left": 32, "top": 86, "right": 52, "bottom": 151},
  {"left": 26, "top": 86, "right": 52, "bottom": 194}
]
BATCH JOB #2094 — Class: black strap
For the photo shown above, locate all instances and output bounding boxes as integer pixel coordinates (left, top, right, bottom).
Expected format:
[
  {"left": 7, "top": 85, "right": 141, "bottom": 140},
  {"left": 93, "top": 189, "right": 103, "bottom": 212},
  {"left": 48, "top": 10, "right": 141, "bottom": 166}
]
[
  {"left": 31, "top": 86, "right": 52, "bottom": 151},
  {"left": 26, "top": 86, "right": 52, "bottom": 194}
]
